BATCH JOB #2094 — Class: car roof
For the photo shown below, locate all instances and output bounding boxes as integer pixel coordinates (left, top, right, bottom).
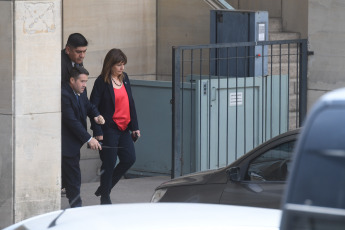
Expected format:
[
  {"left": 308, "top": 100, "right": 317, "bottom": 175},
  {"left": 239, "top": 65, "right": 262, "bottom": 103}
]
[
  {"left": 5, "top": 203, "right": 281, "bottom": 230},
  {"left": 319, "top": 87, "right": 345, "bottom": 103}
]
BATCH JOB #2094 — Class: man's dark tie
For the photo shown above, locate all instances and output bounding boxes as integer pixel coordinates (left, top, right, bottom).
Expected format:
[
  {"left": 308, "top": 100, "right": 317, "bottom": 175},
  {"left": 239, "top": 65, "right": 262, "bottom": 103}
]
[
  {"left": 76, "top": 94, "right": 83, "bottom": 120},
  {"left": 76, "top": 94, "right": 81, "bottom": 109}
]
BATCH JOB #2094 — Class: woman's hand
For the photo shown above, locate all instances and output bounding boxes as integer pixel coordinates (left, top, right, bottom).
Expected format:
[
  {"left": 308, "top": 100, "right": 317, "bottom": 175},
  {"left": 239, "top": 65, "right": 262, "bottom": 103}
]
[
  {"left": 131, "top": 130, "right": 141, "bottom": 142},
  {"left": 132, "top": 130, "right": 141, "bottom": 138}
]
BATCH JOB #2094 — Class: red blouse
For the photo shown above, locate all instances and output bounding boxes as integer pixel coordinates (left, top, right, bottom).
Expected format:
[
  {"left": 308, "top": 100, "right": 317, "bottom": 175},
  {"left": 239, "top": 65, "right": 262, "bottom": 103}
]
[{"left": 112, "top": 85, "right": 131, "bottom": 131}]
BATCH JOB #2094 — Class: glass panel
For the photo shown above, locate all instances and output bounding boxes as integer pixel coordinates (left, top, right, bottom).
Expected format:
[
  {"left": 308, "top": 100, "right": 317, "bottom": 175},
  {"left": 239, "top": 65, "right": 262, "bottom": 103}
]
[
  {"left": 245, "top": 140, "right": 295, "bottom": 181},
  {"left": 290, "top": 150, "right": 345, "bottom": 209}
]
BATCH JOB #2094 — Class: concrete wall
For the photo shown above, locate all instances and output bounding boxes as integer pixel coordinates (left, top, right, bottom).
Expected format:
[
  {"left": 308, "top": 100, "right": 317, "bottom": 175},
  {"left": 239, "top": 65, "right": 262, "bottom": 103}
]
[
  {"left": 307, "top": 0, "right": 345, "bottom": 109},
  {"left": 282, "top": 0, "right": 308, "bottom": 38},
  {"left": 0, "top": 0, "right": 62, "bottom": 228},
  {"left": 62, "top": 0, "right": 157, "bottom": 182},
  {"left": 156, "top": 0, "right": 212, "bottom": 80},
  {"left": 63, "top": 0, "right": 156, "bottom": 81},
  {"left": 14, "top": 0, "right": 62, "bottom": 223},
  {"left": 227, "top": 0, "right": 282, "bottom": 17},
  {"left": 0, "top": 1, "right": 14, "bottom": 227},
  {"left": 227, "top": 0, "right": 308, "bottom": 38}
]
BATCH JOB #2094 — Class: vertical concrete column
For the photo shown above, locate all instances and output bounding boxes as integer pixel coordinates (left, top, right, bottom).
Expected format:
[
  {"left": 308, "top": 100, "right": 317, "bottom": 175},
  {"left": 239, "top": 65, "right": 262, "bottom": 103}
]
[
  {"left": 0, "top": 0, "right": 61, "bottom": 227},
  {"left": 0, "top": 1, "right": 14, "bottom": 227}
]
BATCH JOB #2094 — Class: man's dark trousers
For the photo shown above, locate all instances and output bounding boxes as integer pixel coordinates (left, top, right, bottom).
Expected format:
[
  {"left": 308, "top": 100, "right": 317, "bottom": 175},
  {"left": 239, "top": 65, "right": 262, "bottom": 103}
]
[
  {"left": 62, "top": 155, "right": 82, "bottom": 207},
  {"left": 61, "top": 82, "right": 100, "bottom": 208}
]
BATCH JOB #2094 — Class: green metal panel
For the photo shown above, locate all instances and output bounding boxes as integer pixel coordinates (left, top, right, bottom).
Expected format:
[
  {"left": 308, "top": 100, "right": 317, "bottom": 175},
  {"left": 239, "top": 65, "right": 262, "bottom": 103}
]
[
  {"left": 129, "top": 75, "right": 288, "bottom": 176},
  {"left": 129, "top": 80, "right": 172, "bottom": 176},
  {"left": 195, "top": 75, "right": 288, "bottom": 171}
]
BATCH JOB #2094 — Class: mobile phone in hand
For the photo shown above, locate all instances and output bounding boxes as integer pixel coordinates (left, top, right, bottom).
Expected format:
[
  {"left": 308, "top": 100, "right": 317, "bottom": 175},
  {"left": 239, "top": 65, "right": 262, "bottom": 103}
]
[{"left": 132, "top": 132, "right": 139, "bottom": 142}]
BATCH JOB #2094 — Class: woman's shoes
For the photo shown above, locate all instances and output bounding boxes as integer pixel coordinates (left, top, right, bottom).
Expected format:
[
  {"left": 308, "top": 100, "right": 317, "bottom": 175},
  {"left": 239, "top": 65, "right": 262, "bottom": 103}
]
[
  {"left": 95, "top": 186, "right": 112, "bottom": 204},
  {"left": 100, "top": 196, "right": 112, "bottom": 205},
  {"left": 94, "top": 187, "right": 101, "bottom": 197}
]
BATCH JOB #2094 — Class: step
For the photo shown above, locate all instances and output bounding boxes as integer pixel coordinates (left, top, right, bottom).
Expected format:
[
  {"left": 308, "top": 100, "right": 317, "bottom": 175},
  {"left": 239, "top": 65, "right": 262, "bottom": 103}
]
[
  {"left": 269, "top": 32, "right": 300, "bottom": 41},
  {"left": 269, "top": 17, "right": 282, "bottom": 32}
]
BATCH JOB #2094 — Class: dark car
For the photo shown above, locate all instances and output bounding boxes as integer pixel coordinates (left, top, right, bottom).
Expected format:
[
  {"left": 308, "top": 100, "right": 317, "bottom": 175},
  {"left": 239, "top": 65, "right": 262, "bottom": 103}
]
[
  {"left": 151, "top": 129, "right": 299, "bottom": 209},
  {"left": 280, "top": 88, "right": 345, "bottom": 230}
]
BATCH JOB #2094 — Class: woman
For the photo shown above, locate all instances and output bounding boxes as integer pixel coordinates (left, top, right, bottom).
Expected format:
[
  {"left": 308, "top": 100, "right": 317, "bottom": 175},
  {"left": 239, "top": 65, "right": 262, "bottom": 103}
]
[{"left": 90, "top": 48, "right": 140, "bottom": 204}]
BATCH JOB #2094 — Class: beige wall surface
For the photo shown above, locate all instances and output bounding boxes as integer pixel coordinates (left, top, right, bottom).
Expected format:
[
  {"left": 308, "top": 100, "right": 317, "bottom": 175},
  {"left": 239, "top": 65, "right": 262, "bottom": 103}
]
[
  {"left": 0, "top": 2, "right": 13, "bottom": 115},
  {"left": 227, "top": 0, "right": 308, "bottom": 38},
  {"left": 282, "top": 0, "right": 308, "bottom": 38},
  {"left": 63, "top": 0, "right": 156, "bottom": 82},
  {"left": 157, "top": 0, "right": 212, "bottom": 80},
  {"left": 0, "top": 115, "right": 13, "bottom": 228},
  {"left": 228, "top": 0, "right": 282, "bottom": 17},
  {"left": 307, "top": 0, "right": 345, "bottom": 107},
  {"left": 13, "top": 0, "right": 62, "bottom": 224}
]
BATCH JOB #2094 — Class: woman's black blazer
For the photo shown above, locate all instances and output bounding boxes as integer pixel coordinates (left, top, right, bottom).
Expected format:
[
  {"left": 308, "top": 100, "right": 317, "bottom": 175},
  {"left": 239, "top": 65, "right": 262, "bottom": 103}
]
[{"left": 90, "top": 72, "right": 139, "bottom": 136}]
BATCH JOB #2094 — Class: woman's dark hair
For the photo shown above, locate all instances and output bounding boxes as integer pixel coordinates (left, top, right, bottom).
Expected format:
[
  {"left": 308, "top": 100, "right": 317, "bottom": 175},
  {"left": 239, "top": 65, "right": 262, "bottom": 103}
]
[
  {"left": 101, "top": 48, "right": 127, "bottom": 84},
  {"left": 70, "top": 66, "right": 89, "bottom": 80},
  {"left": 66, "top": 33, "right": 88, "bottom": 48}
]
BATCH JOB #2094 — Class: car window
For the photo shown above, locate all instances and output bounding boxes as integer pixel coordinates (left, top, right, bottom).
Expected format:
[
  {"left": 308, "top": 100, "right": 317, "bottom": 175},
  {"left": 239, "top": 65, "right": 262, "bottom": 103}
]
[
  {"left": 245, "top": 140, "right": 296, "bottom": 182},
  {"left": 288, "top": 108, "right": 345, "bottom": 209},
  {"left": 290, "top": 149, "right": 345, "bottom": 209}
]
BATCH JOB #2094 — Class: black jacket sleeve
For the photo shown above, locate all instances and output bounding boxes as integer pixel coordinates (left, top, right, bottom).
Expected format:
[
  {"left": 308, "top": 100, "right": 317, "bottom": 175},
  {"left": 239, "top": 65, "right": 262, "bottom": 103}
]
[
  {"left": 61, "top": 86, "right": 91, "bottom": 144},
  {"left": 90, "top": 76, "right": 105, "bottom": 136}
]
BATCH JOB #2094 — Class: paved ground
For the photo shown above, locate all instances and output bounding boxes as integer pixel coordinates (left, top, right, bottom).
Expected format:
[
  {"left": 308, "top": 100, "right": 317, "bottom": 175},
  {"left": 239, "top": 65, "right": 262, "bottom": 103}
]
[{"left": 61, "top": 176, "right": 170, "bottom": 209}]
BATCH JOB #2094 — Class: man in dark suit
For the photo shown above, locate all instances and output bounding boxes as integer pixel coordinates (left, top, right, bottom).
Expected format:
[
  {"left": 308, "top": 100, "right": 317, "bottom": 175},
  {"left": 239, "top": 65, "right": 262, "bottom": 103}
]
[
  {"left": 61, "top": 66, "right": 104, "bottom": 208},
  {"left": 61, "top": 33, "right": 88, "bottom": 196},
  {"left": 61, "top": 33, "right": 88, "bottom": 83}
]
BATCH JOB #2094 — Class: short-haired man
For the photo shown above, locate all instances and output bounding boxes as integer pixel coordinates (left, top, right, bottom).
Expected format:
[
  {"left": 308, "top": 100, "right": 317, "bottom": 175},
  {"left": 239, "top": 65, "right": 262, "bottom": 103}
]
[
  {"left": 61, "top": 66, "right": 104, "bottom": 208},
  {"left": 61, "top": 33, "right": 88, "bottom": 83},
  {"left": 61, "top": 33, "right": 88, "bottom": 197}
]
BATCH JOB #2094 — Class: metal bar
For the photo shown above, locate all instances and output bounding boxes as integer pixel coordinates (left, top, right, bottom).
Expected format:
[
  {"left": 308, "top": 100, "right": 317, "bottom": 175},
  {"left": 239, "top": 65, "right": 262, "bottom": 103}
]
[
  {"left": 250, "top": 45, "right": 254, "bottom": 151},
  {"left": 287, "top": 43, "right": 290, "bottom": 131},
  {"left": 180, "top": 50, "right": 185, "bottom": 176},
  {"left": 244, "top": 46, "right": 247, "bottom": 156},
  {"left": 296, "top": 43, "right": 299, "bottom": 128},
  {"left": 172, "top": 47, "right": 181, "bottom": 179},
  {"left": 270, "top": 44, "right": 273, "bottom": 139},
  {"left": 261, "top": 45, "right": 264, "bottom": 143},
  {"left": 174, "top": 39, "right": 306, "bottom": 50},
  {"left": 235, "top": 47, "right": 239, "bottom": 160},
  {"left": 199, "top": 49, "right": 203, "bottom": 172},
  {"left": 299, "top": 40, "right": 308, "bottom": 125},
  {"left": 208, "top": 49, "right": 212, "bottom": 169},
  {"left": 226, "top": 47, "right": 229, "bottom": 165},
  {"left": 279, "top": 44, "right": 282, "bottom": 134},
  {"left": 217, "top": 47, "right": 221, "bottom": 168},
  {"left": 190, "top": 50, "right": 194, "bottom": 173}
]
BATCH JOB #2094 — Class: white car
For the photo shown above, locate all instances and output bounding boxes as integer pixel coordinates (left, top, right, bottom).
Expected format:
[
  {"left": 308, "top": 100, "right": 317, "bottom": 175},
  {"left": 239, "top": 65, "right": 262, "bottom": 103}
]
[{"left": 4, "top": 203, "right": 281, "bottom": 230}]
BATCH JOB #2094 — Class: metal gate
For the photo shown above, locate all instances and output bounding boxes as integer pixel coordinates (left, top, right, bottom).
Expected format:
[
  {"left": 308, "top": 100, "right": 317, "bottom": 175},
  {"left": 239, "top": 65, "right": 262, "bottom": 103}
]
[{"left": 172, "top": 39, "right": 308, "bottom": 178}]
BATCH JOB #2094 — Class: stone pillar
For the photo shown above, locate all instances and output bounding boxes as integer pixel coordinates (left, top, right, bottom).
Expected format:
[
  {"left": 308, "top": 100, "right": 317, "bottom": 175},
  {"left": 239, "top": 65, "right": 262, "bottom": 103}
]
[{"left": 0, "top": 0, "right": 61, "bottom": 228}]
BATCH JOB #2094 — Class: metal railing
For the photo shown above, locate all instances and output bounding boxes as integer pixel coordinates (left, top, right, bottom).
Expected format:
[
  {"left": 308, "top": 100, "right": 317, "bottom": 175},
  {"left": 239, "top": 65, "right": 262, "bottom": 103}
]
[{"left": 172, "top": 39, "right": 308, "bottom": 178}]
